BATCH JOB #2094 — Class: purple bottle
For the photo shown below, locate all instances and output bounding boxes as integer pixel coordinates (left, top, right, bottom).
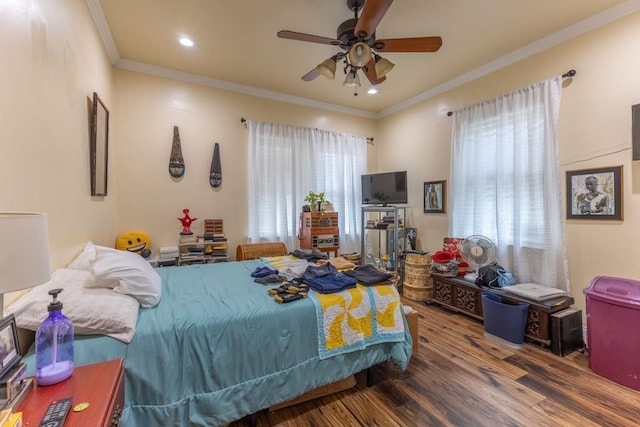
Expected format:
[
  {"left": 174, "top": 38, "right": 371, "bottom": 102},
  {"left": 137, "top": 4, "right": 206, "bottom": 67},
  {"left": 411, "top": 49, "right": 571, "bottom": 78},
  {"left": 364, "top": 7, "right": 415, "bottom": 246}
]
[{"left": 35, "top": 288, "right": 74, "bottom": 386}]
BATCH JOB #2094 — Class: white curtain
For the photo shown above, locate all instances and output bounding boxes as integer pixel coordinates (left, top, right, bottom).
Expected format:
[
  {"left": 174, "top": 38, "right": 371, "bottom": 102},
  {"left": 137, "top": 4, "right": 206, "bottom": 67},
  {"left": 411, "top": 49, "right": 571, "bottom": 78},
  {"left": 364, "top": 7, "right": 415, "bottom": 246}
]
[
  {"left": 246, "top": 120, "right": 367, "bottom": 253},
  {"left": 450, "top": 76, "right": 570, "bottom": 291}
]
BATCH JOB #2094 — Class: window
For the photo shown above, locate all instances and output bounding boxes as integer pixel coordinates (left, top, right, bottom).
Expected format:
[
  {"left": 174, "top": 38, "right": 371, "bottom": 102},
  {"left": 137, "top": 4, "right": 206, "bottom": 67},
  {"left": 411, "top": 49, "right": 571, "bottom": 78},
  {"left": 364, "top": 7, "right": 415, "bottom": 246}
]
[
  {"left": 246, "top": 120, "right": 366, "bottom": 253},
  {"left": 450, "top": 77, "right": 569, "bottom": 290}
]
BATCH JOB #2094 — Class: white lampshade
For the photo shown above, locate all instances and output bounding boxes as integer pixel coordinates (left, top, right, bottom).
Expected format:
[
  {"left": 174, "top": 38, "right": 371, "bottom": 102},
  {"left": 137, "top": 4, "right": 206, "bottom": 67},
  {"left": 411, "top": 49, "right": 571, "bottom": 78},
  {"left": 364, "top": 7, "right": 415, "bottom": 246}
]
[
  {"left": 317, "top": 58, "right": 337, "bottom": 80},
  {"left": 348, "top": 42, "right": 372, "bottom": 67},
  {"left": 0, "top": 212, "right": 51, "bottom": 310},
  {"left": 375, "top": 56, "right": 395, "bottom": 78},
  {"left": 343, "top": 70, "right": 361, "bottom": 88}
]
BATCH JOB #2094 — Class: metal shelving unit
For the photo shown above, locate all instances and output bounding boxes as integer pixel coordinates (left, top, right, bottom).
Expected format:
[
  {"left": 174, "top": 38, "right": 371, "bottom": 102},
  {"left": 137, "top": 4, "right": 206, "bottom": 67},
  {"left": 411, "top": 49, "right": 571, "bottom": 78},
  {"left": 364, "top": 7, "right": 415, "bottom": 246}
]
[{"left": 360, "top": 206, "right": 407, "bottom": 271}]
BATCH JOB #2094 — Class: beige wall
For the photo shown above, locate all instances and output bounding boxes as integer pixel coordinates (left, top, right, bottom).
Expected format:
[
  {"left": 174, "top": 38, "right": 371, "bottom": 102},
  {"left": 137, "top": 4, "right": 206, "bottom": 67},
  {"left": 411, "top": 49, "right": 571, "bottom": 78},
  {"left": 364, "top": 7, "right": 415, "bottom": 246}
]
[
  {"left": 377, "top": 12, "right": 640, "bottom": 314},
  {"left": 112, "top": 69, "right": 376, "bottom": 253},
  {"left": 1, "top": 0, "right": 115, "bottom": 305},
  {"left": 5, "top": 1, "right": 640, "bottom": 317}
]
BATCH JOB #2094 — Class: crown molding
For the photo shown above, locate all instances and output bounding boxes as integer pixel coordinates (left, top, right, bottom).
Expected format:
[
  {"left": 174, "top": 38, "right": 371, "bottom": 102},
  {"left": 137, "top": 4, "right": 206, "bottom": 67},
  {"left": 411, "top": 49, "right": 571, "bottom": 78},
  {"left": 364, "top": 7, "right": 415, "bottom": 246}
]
[
  {"left": 115, "top": 59, "right": 378, "bottom": 119},
  {"left": 378, "top": 0, "right": 640, "bottom": 117},
  {"left": 86, "top": 0, "right": 119, "bottom": 64},
  {"left": 88, "top": 0, "right": 640, "bottom": 120}
]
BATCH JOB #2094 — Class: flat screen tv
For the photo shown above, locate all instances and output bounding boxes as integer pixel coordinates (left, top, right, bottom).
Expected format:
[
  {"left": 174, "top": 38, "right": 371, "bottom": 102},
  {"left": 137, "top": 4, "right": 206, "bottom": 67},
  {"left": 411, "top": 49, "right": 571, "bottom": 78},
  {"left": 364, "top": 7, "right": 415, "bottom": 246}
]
[{"left": 361, "top": 171, "right": 408, "bottom": 205}]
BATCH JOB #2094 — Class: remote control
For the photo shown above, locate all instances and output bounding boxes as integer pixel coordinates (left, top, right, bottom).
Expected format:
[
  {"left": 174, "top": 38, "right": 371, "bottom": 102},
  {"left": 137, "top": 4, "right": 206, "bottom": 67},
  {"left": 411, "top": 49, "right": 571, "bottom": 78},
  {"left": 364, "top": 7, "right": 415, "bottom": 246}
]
[{"left": 39, "top": 397, "right": 72, "bottom": 427}]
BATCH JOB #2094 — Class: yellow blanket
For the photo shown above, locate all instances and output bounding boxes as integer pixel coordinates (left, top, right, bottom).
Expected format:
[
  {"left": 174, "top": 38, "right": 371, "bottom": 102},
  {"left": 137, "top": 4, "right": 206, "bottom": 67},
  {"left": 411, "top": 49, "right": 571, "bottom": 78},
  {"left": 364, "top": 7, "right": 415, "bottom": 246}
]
[{"left": 309, "top": 284, "right": 406, "bottom": 359}]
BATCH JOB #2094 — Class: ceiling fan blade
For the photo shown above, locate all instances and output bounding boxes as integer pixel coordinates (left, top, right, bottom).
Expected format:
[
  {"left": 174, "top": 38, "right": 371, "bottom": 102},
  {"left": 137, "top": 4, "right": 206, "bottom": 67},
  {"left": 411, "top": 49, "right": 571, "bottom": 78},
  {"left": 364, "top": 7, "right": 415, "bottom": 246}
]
[
  {"left": 354, "top": 0, "right": 394, "bottom": 39},
  {"left": 374, "top": 36, "right": 442, "bottom": 52},
  {"left": 362, "top": 58, "right": 386, "bottom": 85},
  {"left": 277, "top": 30, "right": 341, "bottom": 46},
  {"left": 301, "top": 67, "right": 321, "bottom": 81}
]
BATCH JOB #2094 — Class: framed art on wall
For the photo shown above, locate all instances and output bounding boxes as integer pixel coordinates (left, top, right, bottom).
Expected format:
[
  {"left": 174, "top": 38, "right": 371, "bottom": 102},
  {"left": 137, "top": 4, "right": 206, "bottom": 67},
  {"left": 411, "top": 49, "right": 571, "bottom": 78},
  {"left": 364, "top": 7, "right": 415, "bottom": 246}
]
[
  {"left": 566, "top": 166, "right": 623, "bottom": 220},
  {"left": 89, "top": 92, "right": 109, "bottom": 196},
  {"left": 424, "top": 180, "right": 446, "bottom": 213}
]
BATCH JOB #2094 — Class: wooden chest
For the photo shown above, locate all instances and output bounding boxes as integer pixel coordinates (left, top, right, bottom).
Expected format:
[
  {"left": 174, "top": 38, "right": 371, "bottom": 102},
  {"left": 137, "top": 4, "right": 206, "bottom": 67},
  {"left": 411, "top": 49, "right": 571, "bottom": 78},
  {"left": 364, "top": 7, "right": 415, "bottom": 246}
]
[{"left": 431, "top": 275, "right": 574, "bottom": 346}]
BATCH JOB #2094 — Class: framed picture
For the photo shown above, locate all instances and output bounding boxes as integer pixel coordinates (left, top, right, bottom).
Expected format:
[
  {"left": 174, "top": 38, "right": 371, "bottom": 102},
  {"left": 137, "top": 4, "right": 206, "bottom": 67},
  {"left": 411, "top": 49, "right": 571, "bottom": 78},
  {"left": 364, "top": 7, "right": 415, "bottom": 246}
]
[
  {"left": 0, "top": 314, "right": 21, "bottom": 379},
  {"left": 424, "top": 180, "right": 446, "bottom": 213},
  {"left": 89, "top": 92, "right": 109, "bottom": 196},
  {"left": 566, "top": 166, "right": 623, "bottom": 220}
]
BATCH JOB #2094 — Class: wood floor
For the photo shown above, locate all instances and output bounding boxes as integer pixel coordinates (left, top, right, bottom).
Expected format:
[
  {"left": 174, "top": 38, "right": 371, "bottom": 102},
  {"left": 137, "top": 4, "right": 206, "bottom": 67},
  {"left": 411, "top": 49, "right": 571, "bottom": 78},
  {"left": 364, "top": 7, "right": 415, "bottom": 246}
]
[{"left": 231, "top": 297, "right": 639, "bottom": 427}]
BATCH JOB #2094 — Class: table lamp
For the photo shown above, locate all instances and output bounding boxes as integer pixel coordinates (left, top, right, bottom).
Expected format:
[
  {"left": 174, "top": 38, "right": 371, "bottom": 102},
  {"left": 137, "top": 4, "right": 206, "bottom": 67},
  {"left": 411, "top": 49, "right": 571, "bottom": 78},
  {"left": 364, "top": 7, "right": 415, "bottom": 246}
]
[{"left": 0, "top": 212, "right": 51, "bottom": 314}]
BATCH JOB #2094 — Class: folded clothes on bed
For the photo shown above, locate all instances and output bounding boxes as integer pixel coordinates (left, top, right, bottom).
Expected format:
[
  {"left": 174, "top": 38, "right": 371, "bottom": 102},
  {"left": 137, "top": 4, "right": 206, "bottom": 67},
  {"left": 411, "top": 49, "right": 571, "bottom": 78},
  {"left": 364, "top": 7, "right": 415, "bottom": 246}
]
[
  {"left": 289, "top": 248, "right": 329, "bottom": 262},
  {"left": 251, "top": 266, "right": 278, "bottom": 277},
  {"left": 343, "top": 264, "right": 393, "bottom": 286},
  {"left": 316, "top": 256, "right": 356, "bottom": 270},
  {"left": 253, "top": 274, "right": 288, "bottom": 285},
  {"left": 300, "top": 263, "right": 357, "bottom": 293}
]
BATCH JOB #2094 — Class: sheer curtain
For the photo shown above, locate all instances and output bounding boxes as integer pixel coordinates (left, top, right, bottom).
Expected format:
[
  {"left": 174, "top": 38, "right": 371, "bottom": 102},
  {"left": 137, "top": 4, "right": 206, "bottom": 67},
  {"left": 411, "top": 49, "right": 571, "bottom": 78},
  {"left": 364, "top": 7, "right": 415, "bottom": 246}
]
[
  {"left": 246, "top": 120, "right": 367, "bottom": 253},
  {"left": 450, "top": 76, "right": 570, "bottom": 291}
]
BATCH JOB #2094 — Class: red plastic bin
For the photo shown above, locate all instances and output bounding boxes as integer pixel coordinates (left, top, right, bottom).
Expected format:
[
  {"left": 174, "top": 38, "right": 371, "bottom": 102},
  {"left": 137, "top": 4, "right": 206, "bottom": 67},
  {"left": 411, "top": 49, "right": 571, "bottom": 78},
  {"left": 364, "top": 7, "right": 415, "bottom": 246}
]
[{"left": 584, "top": 276, "right": 640, "bottom": 391}]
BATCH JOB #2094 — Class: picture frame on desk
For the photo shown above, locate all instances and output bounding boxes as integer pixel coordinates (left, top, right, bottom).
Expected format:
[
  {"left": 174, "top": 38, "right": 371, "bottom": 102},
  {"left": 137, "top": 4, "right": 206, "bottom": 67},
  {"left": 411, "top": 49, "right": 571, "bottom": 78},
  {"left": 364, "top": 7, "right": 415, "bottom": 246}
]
[{"left": 0, "top": 315, "right": 20, "bottom": 380}]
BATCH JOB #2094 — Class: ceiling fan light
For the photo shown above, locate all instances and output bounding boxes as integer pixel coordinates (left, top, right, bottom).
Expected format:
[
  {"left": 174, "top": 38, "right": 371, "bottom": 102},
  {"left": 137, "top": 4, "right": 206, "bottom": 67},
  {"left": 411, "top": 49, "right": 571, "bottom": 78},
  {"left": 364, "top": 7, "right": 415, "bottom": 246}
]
[
  {"left": 348, "top": 42, "right": 372, "bottom": 67},
  {"left": 317, "top": 58, "right": 337, "bottom": 79},
  {"left": 375, "top": 57, "right": 395, "bottom": 78},
  {"left": 343, "top": 70, "right": 361, "bottom": 88}
]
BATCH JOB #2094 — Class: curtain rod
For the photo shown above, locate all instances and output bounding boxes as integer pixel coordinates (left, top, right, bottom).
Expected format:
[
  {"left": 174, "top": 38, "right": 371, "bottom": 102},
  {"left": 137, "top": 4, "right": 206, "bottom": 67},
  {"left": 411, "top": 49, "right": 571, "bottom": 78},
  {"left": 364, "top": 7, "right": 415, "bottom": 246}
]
[
  {"left": 446, "top": 69, "right": 577, "bottom": 117},
  {"left": 240, "top": 118, "right": 374, "bottom": 143}
]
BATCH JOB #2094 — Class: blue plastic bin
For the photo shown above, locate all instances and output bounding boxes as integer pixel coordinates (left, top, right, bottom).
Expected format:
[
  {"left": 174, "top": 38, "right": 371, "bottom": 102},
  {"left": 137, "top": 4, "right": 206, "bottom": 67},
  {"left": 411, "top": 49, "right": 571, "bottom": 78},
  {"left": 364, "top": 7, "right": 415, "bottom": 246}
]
[{"left": 481, "top": 292, "right": 529, "bottom": 348}]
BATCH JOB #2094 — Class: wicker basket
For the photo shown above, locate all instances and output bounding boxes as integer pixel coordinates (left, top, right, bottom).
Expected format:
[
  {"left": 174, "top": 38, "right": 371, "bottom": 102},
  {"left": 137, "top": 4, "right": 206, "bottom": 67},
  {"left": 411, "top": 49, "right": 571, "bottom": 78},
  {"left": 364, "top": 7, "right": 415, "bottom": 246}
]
[
  {"left": 405, "top": 252, "right": 432, "bottom": 265},
  {"left": 236, "top": 242, "right": 287, "bottom": 261},
  {"left": 403, "top": 279, "right": 433, "bottom": 302},
  {"left": 404, "top": 261, "right": 432, "bottom": 284}
]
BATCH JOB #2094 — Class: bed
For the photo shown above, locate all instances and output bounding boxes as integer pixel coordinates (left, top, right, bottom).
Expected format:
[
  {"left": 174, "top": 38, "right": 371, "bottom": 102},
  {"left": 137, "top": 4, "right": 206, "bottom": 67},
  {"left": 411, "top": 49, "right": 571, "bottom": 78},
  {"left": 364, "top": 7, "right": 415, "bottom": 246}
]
[{"left": 12, "top": 246, "right": 412, "bottom": 426}]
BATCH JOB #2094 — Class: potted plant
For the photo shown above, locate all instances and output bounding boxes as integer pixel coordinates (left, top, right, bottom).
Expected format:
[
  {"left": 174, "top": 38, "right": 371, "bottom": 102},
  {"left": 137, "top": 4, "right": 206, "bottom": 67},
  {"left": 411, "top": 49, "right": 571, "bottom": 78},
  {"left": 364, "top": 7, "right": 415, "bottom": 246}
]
[{"left": 305, "top": 191, "right": 329, "bottom": 213}]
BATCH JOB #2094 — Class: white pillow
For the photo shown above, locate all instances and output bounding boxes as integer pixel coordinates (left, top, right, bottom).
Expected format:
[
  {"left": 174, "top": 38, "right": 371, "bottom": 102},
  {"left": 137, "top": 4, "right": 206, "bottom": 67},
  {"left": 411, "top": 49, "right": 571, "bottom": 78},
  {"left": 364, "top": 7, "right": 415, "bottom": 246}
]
[
  {"left": 91, "top": 245, "right": 162, "bottom": 308},
  {"left": 5, "top": 269, "right": 140, "bottom": 343},
  {"left": 66, "top": 241, "right": 97, "bottom": 271}
]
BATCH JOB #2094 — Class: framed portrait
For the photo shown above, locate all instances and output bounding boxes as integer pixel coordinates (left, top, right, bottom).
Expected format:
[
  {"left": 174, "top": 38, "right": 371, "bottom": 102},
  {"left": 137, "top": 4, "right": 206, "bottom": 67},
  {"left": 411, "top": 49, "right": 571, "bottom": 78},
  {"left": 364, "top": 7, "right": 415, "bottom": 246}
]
[
  {"left": 0, "top": 314, "right": 21, "bottom": 379},
  {"left": 566, "top": 166, "right": 623, "bottom": 220},
  {"left": 88, "top": 92, "right": 109, "bottom": 196},
  {"left": 424, "top": 180, "right": 446, "bottom": 213}
]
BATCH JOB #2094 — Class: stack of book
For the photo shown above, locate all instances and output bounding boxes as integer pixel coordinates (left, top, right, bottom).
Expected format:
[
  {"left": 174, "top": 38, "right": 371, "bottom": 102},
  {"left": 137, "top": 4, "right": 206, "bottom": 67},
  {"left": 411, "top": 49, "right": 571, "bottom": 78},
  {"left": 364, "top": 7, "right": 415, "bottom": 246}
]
[
  {"left": 381, "top": 215, "right": 403, "bottom": 229},
  {"left": 202, "top": 219, "right": 228, "bottom": 262},
  {"left": 159, "top": 246, "right": 179, "bottom": 266},
  {"left": 202, "top": 232, "right": 227, "bottom": 259}
]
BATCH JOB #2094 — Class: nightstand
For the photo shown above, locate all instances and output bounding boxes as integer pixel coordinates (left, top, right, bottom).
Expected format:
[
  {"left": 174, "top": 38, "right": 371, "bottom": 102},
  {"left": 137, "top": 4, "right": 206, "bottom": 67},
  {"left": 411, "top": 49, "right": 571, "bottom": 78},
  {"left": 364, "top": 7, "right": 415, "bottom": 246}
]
[{"left": 18, "top": 358, "right": 124, "bottom": 426}]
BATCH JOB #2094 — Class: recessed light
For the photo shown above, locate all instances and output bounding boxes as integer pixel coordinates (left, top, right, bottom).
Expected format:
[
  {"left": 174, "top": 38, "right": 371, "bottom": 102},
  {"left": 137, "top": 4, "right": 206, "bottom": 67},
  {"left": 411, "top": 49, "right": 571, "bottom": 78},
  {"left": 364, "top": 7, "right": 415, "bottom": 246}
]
[
  {"left": 368, "top": 88, "right": 378, "bottom": 95},
  {"left": 179, "top": 37, "right": 194, "bottom": 47}
]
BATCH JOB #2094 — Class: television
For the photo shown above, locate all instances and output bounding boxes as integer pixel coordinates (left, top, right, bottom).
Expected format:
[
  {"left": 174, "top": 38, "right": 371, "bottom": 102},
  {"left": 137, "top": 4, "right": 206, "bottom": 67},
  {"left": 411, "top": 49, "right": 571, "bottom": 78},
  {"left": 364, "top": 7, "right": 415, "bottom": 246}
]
[{"left": 361, "top": 171, "right": 408, "bottom": 205}]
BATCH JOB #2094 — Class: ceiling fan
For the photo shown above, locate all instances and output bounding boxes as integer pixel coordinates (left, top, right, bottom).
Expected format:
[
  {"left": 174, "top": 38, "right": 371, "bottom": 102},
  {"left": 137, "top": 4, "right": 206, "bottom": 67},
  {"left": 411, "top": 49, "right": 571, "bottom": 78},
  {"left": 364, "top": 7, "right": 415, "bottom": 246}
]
[{"left": 277, "top": 0, "right": 442, "bottom": 93}]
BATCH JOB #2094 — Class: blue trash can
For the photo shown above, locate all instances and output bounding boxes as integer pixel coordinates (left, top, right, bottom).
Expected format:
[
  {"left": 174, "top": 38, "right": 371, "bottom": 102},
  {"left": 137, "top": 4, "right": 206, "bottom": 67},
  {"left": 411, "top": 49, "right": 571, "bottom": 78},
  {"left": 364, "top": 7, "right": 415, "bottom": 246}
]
[{"left": 481, "top": 292, "right": 529, "bottom": 348}]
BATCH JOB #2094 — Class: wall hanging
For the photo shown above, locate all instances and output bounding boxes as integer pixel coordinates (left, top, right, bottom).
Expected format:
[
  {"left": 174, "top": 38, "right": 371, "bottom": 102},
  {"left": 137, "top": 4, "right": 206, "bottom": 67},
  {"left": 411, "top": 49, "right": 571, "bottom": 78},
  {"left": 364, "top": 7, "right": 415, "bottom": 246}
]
[
  {"left": 89, "top": 92, "right": 109, "bottom": 196},
  {"left": 566, "top": 165, "right": 623, "bottom": 220},
  {"left": 210, "top": 142, "right": 222, "bottom": 188},
  {"left": 424, "top": 180, "right": 446, "bottom": 213},
  {"left": 169, "top": 125, "right": 185, "bottom": 178}
]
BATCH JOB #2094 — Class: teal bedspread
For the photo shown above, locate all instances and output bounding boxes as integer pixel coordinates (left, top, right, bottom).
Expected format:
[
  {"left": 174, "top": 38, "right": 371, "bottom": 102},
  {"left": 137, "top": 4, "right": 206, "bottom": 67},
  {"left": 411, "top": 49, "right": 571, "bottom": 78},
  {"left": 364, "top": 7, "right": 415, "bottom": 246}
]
[{"left": 23, "top": 260, "right": 412, "bottom": 426}]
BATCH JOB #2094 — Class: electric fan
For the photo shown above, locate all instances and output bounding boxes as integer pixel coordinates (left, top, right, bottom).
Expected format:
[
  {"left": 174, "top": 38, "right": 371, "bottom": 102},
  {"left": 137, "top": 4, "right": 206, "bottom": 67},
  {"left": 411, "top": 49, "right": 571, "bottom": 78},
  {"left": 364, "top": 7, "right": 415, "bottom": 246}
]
[{"left": 460, "top": 235, "right": 498, "bottom": 282}]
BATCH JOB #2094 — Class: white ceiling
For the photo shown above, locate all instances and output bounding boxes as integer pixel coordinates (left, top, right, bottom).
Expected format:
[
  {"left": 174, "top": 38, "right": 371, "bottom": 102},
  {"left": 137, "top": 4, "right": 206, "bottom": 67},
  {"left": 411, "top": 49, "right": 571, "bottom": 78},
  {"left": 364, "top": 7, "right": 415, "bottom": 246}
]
[{"left": 90, "top": 0, "right": 637, "bottom": 118}]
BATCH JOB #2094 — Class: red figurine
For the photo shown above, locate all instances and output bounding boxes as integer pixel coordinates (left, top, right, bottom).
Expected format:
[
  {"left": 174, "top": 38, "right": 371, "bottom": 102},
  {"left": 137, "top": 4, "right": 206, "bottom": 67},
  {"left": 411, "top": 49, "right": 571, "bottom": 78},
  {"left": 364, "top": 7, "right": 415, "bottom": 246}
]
[{"left": 178, "top": 208, "right": 197, "bottom": 235}]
